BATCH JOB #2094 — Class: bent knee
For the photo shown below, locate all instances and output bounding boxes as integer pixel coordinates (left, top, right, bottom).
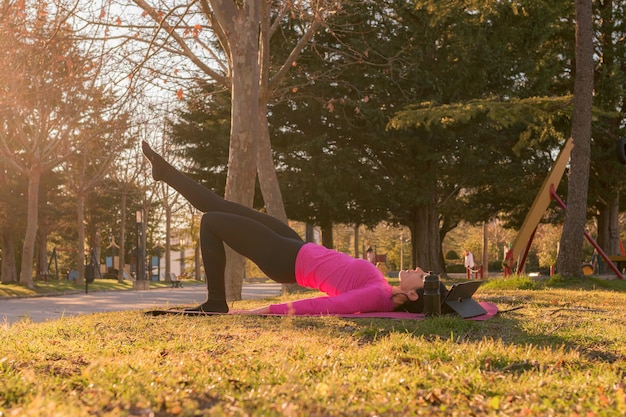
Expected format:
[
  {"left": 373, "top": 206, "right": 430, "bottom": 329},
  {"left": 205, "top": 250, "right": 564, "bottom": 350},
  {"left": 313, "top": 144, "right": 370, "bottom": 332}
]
[{"left": 200, "top": 212, "right": 223, "bottom": 229}]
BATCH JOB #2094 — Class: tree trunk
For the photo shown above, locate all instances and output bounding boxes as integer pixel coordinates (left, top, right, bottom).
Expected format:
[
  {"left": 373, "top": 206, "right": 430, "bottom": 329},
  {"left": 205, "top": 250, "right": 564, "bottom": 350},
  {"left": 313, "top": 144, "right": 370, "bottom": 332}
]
[
  {"left": 141, "top": 211, "right": 147, "bottom": 281},
  {"left": 36, "top": 223, "right": 48, "bottom": 280},
  {"left": 35, "top": 184, "right": 46, "bottom": 280},
  {"left": 92, "top": 229, "right": 102, "bottom": 272},
  {"left": 195, "top": 241, "right": 202, "bottom": 280},
  {"left": 557, "top": 0, "right": 594, "bottom": 278},
  {"left": 256, "top": 0, "right": 287, "bottom": 223},
  {"left": 321, "top": 223, "right": 334, "bottom": 249},
  {"left": 1, "top": 229, "right": 17, "bottom": 283},
  {"left": 223, "top": 3, "right": 261, "bottom": 301},
  {"left": 305, "top": 224, "right": 315, "bottom": 242},
  {"left": 76, "top": 193, "right": 86, "bottom": 285},
  {"left": 410, "top": 199, "right": 441, "bottom": 273},
  {"left": 257, "top": 99, "right": 288, "bottom": 223},
  {"left": 19, "top": 166, "right": 41, "bottom": 289},
  {"left": 438, "top": 228, "right": 448, "bottom": 275},
  {"left": 165, "top": 203, "right": 172, "bottom": 282},
  {"left": 482, "top": 222, "right": 489, "bottom": 277},
  {"left": 596, "top": 192, "right": 621, "bottom": 256},
  {"left": 118, "top": 191, "right": 127, "bottom": 282}
]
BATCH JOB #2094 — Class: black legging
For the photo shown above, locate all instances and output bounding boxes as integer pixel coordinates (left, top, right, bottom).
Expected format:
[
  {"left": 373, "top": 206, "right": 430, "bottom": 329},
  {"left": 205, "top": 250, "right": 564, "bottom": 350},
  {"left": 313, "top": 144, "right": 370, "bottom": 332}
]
[{"left": 158, "top": 160, "right": 304, "bottom": 302}]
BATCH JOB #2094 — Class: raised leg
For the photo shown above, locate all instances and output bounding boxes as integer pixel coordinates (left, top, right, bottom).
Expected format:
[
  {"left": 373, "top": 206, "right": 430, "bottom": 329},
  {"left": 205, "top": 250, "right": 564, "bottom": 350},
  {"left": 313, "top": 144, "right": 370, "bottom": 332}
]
[
  {"left": 142, "top": 141, "right": 305, "bottom": 312},
  {"left": 142, "top": 141, "right": 302, "bottom": 241}
]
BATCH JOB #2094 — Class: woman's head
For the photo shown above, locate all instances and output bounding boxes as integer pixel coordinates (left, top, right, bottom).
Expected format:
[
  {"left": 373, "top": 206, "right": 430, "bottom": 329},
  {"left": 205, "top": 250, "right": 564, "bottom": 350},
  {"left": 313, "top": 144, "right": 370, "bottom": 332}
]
[
  {"left": 394, "top": 271, "right": 448, "bottom": 313},
  {"left": 397, "top": 268, "right": 427, "bottom": 301}
]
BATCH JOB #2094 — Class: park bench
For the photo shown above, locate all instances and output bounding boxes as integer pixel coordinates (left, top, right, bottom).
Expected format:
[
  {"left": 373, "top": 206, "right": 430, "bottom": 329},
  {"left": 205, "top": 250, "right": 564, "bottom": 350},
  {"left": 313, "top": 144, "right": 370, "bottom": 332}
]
[{"left": 169, "top": 272, "right": 183, "bottom": 288}]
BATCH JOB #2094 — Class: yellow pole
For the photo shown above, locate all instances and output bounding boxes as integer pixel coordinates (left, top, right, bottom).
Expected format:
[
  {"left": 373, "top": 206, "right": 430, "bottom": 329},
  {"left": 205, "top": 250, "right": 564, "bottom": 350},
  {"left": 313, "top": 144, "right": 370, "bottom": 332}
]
[{"left": 506, "top": 137, "right": 574, "bottom": 272}]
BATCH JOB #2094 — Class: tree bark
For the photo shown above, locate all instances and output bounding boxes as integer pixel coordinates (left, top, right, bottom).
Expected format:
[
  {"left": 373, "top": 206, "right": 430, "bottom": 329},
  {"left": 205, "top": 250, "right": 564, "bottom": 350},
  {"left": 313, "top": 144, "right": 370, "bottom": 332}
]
[
  {"left": 256, "top": 3, "right": 287, "bottom": 223},
  {"left": 19, "top": 165, "right": 42, "bottom": 289},
  {"left": 1, "top": 229, "right": 17, "bottom": 283},
  {"left": 596, "top": 192, "right": 621, "bottom": 256},
  {"left": 410, "top": 199, "right": 441, "bottom": 273},
  {"left": 195, "top": 242, "right": 202, "bottom": 281},
  {"left": 165, "top": 203, "right": 172, "bottom": 282},
  {"left": 36, "top": 223, "right": 48, "bottom": 280},
  {"left": 222, "top": 0, "right": 261, "bottom": 301},
  {"left": 92, "top": 229, "right": 102, "bottom": 278},
  {"left": 118, "top": 191, "right": 127, "bottom": 283},
  {"left": 320, "top": 223, "right": 334, "bottom": 249},
  {"left": 482, "top": 222, "right": 489, "bottom": 277},
  {"left": 76, "top": 193, "right": 86, "bottom": 285},
  {"left": 257, "top": 102, "right": 288, "bottom": 222},
  {"left": 556, "top": 0, "right": 594, "bottom": 277}
]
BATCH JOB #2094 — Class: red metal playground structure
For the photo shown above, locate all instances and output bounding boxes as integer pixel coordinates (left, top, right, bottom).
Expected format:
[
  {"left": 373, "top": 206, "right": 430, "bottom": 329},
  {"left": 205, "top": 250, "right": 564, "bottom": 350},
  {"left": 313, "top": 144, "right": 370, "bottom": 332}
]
[{"left": 503, "top": 137, "right": 624, "bottom": 279}]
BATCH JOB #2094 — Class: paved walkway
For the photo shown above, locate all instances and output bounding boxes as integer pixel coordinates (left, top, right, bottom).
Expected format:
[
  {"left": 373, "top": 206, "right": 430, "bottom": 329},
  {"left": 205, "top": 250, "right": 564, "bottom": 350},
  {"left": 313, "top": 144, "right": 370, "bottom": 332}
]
[{"left": 0, "top": 283, "right": 283, "bottom": 325}]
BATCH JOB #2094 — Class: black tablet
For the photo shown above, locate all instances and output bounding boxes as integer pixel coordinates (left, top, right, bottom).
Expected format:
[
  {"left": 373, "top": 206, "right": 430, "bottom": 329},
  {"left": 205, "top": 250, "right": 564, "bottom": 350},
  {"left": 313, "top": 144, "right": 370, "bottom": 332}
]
[{"left": 441, "top": 280, "right": 487, "bottom": 318}]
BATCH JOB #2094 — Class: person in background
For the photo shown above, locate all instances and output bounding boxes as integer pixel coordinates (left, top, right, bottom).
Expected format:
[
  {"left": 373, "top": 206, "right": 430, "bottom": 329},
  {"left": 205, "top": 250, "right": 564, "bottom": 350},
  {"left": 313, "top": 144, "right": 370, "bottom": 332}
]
[{"left": 464, "top": 250, "right": 475, "bottom": 275}]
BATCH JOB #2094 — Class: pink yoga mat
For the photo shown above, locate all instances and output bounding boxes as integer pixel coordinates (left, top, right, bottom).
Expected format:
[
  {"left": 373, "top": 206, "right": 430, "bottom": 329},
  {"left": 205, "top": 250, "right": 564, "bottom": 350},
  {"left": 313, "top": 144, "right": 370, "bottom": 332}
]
[
  {"left": 147, "top": 302, "right": 499, "bottom": 320},
  {"left": 228, "top": 302, "right": 498, "bottom": 320}
]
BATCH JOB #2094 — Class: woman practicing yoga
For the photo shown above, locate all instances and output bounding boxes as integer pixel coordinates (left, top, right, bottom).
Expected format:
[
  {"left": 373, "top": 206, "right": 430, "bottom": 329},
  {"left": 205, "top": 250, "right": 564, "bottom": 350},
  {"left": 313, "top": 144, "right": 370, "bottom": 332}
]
[{"left": 142, "top": 141, "right": 445, "bottom": 315}]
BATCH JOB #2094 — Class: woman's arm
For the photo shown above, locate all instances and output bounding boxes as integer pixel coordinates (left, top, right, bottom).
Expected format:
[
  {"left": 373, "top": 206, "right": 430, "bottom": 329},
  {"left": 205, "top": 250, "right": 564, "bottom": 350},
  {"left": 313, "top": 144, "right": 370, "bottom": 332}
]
[
  {"left": 238, "top": 305, "right": 272, "bottom": 314},
  {"left": 236, "top": 284, "right": 393, "bottom": 315},
  {"left": 268, "top": 284, "right": 393, "bottom": 315}
]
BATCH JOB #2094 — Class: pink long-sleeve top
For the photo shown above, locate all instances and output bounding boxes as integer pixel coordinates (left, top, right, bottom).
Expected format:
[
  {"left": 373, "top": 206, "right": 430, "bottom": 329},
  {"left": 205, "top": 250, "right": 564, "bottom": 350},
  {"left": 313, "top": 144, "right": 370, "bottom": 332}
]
[{"left": 269, "top": 243, "right": 395, "bottom": 315}]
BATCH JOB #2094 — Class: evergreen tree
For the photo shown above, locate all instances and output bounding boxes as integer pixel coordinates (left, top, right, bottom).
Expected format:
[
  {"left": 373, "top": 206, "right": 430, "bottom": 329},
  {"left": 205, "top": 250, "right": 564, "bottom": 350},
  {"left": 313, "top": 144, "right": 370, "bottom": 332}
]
[
  {"left": 383, "top": 0, "right": 576, "bottom": 271},
  {"left": 587, "top": 0, "right": 626, "bottom": 256}
]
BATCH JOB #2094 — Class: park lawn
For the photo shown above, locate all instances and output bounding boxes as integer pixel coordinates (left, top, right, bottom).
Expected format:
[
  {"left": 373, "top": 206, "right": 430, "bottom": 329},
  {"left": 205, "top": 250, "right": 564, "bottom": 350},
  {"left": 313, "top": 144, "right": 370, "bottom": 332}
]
[
  {"left": 0, "top": 279, "right": 197, "bottom": 298},
  {"left": 1, "top": 277, "right": 625, "bottom": 416}
]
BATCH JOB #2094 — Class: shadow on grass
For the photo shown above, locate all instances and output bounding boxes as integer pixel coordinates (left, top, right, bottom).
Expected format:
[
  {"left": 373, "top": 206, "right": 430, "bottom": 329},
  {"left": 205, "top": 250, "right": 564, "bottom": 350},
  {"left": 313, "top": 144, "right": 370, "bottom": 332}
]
[
  {"left": 0, "top": 282, "right": 37, "bottom": 297},
  {"left": 341, "top": 307, "right": 625, "bottom": 366}
]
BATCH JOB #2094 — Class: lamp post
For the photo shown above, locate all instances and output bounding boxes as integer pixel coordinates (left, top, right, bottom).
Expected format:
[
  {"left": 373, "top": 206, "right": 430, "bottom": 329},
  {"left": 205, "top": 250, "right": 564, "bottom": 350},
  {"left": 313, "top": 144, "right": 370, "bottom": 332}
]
[{"left": 134, "top": 209, "right": 148, "bottom": 290}]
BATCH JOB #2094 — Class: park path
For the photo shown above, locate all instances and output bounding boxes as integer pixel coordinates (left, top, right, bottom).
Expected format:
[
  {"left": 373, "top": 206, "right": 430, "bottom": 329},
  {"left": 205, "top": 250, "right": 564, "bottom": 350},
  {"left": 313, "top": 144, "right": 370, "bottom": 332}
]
[{"left": 0, "top": 282, "right": 282, "bottom": 325}]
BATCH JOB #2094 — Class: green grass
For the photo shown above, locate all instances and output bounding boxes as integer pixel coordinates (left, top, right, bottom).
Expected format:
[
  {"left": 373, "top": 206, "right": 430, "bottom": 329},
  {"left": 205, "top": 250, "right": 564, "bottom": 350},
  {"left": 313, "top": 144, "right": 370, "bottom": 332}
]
[{"left": 1, "top": 278, "right": 625, "bottom": 416}]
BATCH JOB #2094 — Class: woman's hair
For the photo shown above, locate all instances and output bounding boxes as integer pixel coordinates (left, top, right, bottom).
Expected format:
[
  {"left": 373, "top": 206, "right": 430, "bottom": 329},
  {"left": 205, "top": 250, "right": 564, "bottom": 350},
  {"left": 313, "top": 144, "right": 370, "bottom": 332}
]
[{"left": 394, "top": 282, "right": 449, "bottom": 313}]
